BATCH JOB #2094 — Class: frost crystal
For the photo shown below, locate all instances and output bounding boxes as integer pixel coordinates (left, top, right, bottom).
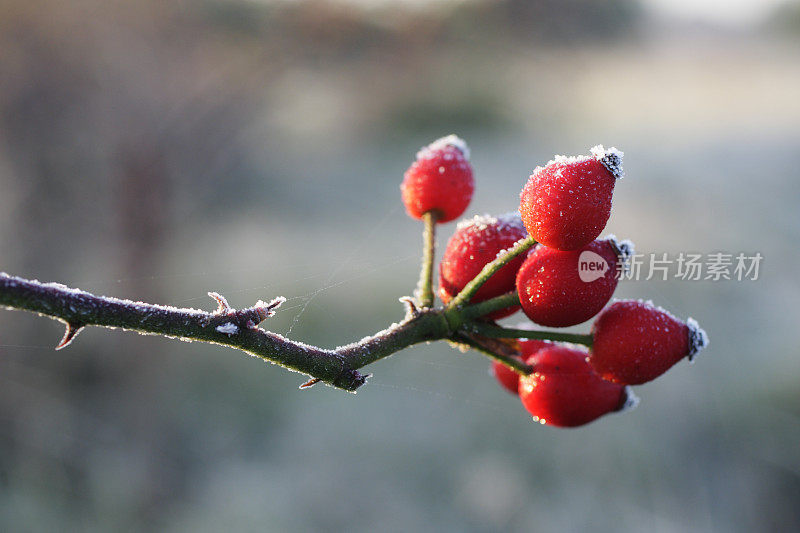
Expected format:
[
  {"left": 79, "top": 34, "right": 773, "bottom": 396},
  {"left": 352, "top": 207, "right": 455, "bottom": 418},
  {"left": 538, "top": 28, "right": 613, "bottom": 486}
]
[
  {"left": 590, "top": 145, "right": 624, "bottom": 179},
  {"left": 457, "top": 213, "right": 498, "bottom": 231},
  {"left": 686, "top": 317, "right": 709, "bottom": 362},
  {"left": 496, "top": 211, "right": 524, "bottom": 229},
  {"left": 216, "top": 322, "right": 238, "bottom": 335},
  {"left": 550, "top": 154, "right": 592, "bottom": 166},
  {"left": 456, "top": 212, "right": 524, "bottom": 235},
  {"left": 530, "top": 145, "right": 623, "bottom": 177},
  {"left": 532, "top": 154, "right": 591, "bottom": 176},
  {"left": 417, "top": 134, "right": 470, "bottom": 161},
  {"left": 631, "top": 298, "right": 681, "bottom": 323}
]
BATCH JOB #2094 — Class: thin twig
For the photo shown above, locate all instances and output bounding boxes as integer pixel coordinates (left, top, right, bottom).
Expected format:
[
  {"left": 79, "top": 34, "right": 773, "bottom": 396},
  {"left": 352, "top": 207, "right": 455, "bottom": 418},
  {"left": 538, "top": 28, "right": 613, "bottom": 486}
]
[
  {"left": 463, "top": 321, "right": 593, "bottom": 347},
  {"left": 460, "top": 291, "right": 520, "bottom": 320},
  {"left": 446, "top": 236, "right": 535, "bottom": 310},
  {"left": 453, "top": 333, "right": 532, "bottom": 374},
  {"left": 416, "top": 210, "right": 439, "bottom": 308}
]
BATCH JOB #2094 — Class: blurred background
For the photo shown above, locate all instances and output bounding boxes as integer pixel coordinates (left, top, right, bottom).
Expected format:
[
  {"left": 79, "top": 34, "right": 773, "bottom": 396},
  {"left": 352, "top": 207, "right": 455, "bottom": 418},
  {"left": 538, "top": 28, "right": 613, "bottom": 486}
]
[{"left": 1, "top": 0, "right": 799, "bottom": 531}]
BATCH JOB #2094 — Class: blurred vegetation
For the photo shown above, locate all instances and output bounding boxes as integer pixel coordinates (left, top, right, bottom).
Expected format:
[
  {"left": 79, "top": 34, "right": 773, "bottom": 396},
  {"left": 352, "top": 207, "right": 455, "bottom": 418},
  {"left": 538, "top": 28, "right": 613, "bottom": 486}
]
[{"left": 766, "top": 0, "right": 800, "bottom": 35}]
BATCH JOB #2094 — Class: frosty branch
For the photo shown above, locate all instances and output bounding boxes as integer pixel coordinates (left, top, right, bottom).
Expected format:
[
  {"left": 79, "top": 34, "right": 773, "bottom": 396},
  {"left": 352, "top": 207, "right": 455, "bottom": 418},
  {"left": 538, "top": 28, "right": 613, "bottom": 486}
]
[{"left": 0, "top": 259, "right": 579, "bottom": 392}]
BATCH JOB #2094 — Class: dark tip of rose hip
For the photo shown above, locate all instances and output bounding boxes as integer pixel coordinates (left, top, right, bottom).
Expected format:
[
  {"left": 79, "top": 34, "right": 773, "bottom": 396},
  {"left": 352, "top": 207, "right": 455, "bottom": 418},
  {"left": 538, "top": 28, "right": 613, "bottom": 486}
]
[
  {"left": 419, "top": 134, "right": 471, "bottom": 161},
  {"left": 590, "top": 145, "right": 624, "bottom": 180},
  {"left": 686, "top": 317, "right": 709, "bottom": 362},
  {"left": 606, "top": 234, "right": 635, "bottom": 272},
  {"left": 617, "top": 386, "right": 640, "bottom": 413}
]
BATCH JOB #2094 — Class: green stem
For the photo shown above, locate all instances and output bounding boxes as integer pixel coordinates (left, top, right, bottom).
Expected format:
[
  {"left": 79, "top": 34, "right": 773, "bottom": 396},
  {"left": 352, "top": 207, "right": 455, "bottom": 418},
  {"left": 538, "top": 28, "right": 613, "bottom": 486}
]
[
  {"left": 464, "top": 321, "right": 594, "bottom": 347},
  {"left": 447, "top": 236, "right": 535, "bottom": 310},
  {"left": 416, "top": 210, "right": 439, "bottom": 308},
  {"left": 454, "top": 333, "right": 533, "bottom": 375},
  {"left": 460, "top": 291, "right": 520, "bottom": 320}
]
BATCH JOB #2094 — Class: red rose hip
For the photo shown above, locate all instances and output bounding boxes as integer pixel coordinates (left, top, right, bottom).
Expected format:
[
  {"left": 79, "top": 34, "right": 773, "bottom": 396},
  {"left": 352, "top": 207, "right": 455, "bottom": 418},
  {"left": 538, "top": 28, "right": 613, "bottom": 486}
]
[
  {"left": 588, "top": 300, "right": 709, "bottom": 385},
  {"left": 519, "top": 145, "right": 623, "bottom": 251},
  {"left": 439, "top": 212, "right": 529, "bottom": 319},
  {"left": 518, "top": 345, "right": 637, "bottom": 427},
  {"left": 515, "top": 236, "right": 632, "bottom": 327},
  {"left": 401, "top": 135, "right": 474, "bottom": 223},
  {"left": 491, "top": 339, "right": 553, "bottom": 395}
]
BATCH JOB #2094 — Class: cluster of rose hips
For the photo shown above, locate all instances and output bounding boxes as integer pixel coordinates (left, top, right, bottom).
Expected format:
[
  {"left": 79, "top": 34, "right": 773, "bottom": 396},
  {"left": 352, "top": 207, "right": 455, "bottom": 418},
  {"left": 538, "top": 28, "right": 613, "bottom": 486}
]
[{"left": 400, "top": 135, "right": 708, "bottom": 427}]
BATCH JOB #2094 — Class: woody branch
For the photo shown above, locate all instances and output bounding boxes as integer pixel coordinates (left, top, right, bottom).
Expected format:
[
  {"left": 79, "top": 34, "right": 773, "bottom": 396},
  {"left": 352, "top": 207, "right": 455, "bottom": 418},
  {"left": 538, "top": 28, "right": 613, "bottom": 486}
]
[
  {"left": 0, "top": 239, "right": 593, "bottom": 391},
  {"left": 0, "top": 272, "right": 453, "bottom": 392}
]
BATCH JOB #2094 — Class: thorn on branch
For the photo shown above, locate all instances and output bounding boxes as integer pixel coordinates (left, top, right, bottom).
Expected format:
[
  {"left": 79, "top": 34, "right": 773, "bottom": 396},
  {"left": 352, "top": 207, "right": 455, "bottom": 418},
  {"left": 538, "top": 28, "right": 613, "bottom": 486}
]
[
  {"left": 206, "top": 292, "right": 286, "bottom": 329},
  {"left": 334, "top": 370, "right": 370, "bottom": 392},
  {"left": 55, "top": 322, "right": 84, "bottom": 350},
  {"left": 208, "top": 292, "right": 232, "bottom": 314},
  {"left": 241, "top": 296, "right": 286, "bottom": 327},
  {"left": 399, "top": 296, "right": 420, "bottom": 318},
  {"left": 299, "top": 378, "right": 321, "bottom": 389}
]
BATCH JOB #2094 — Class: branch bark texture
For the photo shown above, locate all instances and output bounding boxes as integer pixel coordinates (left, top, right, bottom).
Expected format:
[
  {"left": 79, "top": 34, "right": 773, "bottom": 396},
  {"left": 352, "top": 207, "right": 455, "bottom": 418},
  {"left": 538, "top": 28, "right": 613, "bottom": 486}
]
[
  {"left": 0, "top": 273, "right": 450, "bottom": 392},
  {"left": 0, "top": 271, "right": 592, "bottom": 391}
]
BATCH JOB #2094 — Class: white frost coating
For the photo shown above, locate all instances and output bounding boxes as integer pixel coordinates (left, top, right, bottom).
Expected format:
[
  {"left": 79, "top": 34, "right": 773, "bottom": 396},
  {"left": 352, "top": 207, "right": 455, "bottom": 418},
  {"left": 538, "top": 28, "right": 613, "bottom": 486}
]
[
  {"left": 258, "top": 296, "right": 287, "bottom": 309},
  {"left": 0, "top": 272, "right": 208, "bottom": 316},
  {"left": 494, "top": 236, "right": 531, "bottom": 260},
  {"left": 529, "top": 145, "right": 622, "bottom": 177},
  {"left": 615, "top": 298, "right": 683, "bottom": 324},
  {"left": 546, "top": 154, "right": 592, "bottom": 167},
  {"left": 208, "top": 291, "right": 232, "bottom": 313},
  {"left": 254, "top": 296, "right": 287, "bottom": 318},
  {"left": 604, "top": 234, "right": 635, "bottom": 272},
  {"left": 417, "top": 134, "right": 470, "bottom": 161},
  {"left": 215, "top": 322, "right": 239, "bottom": 335},
  {"left": 618, "top": 386, "right": 640, "bottom": 413},
  {"left": 686, "top": 317, "right": 709, "bottom": 362},
  {"left": 456, "top": 211, "right": 524, "bottom": 233},
  {"left": 496, "top": 211, "right": 524, "bottom": 229},
  {"left": 457, "top": 213, "right": 498, "bottom": 231},
  {"left": 267, "top": 329, "right": 336, "bottom": 355},
  {"left": 334, "top": 320, "right": 406, "bottom": 353},
  {"left": 590, "top": 145, "right": 624, "bottom": 179}
]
